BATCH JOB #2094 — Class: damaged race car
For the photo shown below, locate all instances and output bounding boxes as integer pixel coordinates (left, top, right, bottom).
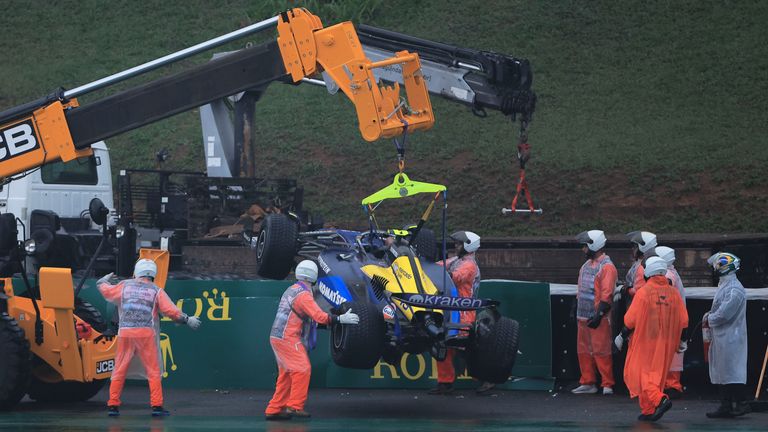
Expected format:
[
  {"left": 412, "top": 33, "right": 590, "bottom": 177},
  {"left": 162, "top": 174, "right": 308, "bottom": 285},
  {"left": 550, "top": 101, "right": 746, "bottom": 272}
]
[{"left": 250, "top": 172, "right": 520, "bottom": 384}]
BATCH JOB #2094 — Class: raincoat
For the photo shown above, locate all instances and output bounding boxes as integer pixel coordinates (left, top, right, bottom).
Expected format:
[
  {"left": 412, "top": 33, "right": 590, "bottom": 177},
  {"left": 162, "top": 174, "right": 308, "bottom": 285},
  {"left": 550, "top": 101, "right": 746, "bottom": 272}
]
[
  {"left": 707, "top": 273, "right": 748, "bottom": 384},
  {"left": 436, "top": 253, "right": 480, "bottom": 384},
  {"left": 624, "top": 274, "right": 688, "bottom": 415},
  {"left": 98, "top": 277, "right": 186, "bottom": 407},
  {"left": 266, "top": 281, "right": 334, "bottom": 415},
  {"left": 576, "top": 254, "right": 617, "bottom": 387},
  {"left": 666, "top": 266, "right": 686, "bottom": 381}
]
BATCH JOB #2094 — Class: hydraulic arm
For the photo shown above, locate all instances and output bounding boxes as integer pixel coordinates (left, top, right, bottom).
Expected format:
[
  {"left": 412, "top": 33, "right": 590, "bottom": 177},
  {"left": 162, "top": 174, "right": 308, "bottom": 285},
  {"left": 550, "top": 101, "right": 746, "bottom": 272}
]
[
  {"left": 356, "top": 24, "right": 536, "bottom": 120},
  {"left": 0, "top": 8, "right": 433, "bottom": 181}
]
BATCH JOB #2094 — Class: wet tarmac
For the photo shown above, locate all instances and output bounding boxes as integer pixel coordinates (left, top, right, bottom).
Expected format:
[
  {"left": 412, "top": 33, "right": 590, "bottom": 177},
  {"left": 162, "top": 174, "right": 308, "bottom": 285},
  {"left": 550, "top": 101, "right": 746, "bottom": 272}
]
[{"left": 1, "top": 386, "right": 765, "bottom": 431}]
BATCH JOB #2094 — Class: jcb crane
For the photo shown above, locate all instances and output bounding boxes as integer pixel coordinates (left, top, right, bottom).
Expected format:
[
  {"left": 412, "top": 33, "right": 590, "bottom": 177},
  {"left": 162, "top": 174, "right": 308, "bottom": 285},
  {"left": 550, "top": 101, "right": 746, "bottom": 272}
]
[
  {"left": 0, "top": 8, "right": 434, "bottom": 409},
  {"left": 200, "top": 24, "right": 540, "bottom": 213}
]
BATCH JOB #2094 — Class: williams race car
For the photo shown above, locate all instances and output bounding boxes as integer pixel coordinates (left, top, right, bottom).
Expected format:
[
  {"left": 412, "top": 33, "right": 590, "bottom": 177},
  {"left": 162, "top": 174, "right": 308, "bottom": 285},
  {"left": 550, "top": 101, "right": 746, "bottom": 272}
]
[{"left": 249, "top": 173, "right": 520, "bottom": 383}]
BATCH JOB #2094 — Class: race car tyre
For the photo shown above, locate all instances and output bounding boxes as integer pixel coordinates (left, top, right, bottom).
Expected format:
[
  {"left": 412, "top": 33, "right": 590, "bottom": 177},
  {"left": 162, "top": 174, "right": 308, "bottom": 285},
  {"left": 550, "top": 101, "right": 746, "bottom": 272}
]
[
  {"left": 255, "top": 214, "right": 298, "bottom": 280},
  {"left": 0, "top": 313, "right": 30, "bottom": 410},
  {"left": 26, "top": 302, "right": 108, "bottom": 402},
  {"left": 466, "top": 315, "right": 520, "bottom": 384},
  {"left": 331, "top": 301, "right": 385, "bottom": 369},
  {"left": 410, "top": 227, "right": 438, "bottom": 262}
]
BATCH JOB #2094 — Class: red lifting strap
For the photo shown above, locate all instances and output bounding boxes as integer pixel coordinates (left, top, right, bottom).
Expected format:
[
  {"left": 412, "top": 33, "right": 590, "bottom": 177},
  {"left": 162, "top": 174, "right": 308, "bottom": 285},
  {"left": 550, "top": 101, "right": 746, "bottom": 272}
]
[{"left": 510, "top": 168, "right": 536, "bottom": 212}]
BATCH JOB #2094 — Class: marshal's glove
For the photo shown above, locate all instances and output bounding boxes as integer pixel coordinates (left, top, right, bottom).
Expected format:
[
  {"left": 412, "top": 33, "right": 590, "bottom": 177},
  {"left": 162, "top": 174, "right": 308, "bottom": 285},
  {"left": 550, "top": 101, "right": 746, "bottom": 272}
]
[
  {"left": 96, "top": 272, "right": 115, "bottom": 286},
  {"left": 338, "top": 309, "right": 360, "bottom": 325},
  {"left": 181, "top": 314, "right": 201, "bottom": 330},
  {"left": 587, "top": 301, "right": 611, "bottom": 329},
  {"left": 614, "top": 326, "right": 631, "bottom": 352},
  {"left": 677, "top": 340, "right": 688, "bottom": 353},
  {"left": 613, "top": 334, "right": 625, "bottom": 352}
]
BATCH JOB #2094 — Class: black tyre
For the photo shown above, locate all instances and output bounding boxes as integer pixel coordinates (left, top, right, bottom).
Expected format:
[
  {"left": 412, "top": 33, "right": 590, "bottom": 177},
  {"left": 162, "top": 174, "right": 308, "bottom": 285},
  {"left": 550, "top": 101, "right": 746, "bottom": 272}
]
[
  {"left": 331, "top": 302, "right": 385, "bottom": 369},
  {"left": 27, "top": 369, "right": 107, "bottom": 402},
  {"left": 255, "top": 214, "right": 298, "bottom": 280},
  {"left": 410, "top": 227, "right": 437, "bottom": 262},
  {"left": 74, "top": 299, "right": 107, "bottom": 333},
  {"left": 0, "top": 313, "right": 30, "bottom": 410},
  {"left": 27, "top": 301, "right": 108, "bottom": 402},
  {"left": 466, "top": 315, "right": 520, "bottom": 384}
]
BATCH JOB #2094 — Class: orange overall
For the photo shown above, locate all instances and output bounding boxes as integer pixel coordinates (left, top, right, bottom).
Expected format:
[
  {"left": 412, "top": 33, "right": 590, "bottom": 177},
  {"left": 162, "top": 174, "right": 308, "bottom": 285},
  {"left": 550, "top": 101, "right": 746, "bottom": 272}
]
[
  {"left": 623, "top": 275, "right": 688, "bottom": 415},
  {"left": 265, "top": 281, "right": 333, "bottom": 415},
  {"left": 576, "top": 254, "right": 618, "bottom": 388},
  {"left": 98, "top": 278, "right": 185, "bottom": 407},
  {"left": 664, "top": 266, "right": 686, "bottom": 392},
  {"left": 435, "top": 254, "right": 480, "bottom": 384}
]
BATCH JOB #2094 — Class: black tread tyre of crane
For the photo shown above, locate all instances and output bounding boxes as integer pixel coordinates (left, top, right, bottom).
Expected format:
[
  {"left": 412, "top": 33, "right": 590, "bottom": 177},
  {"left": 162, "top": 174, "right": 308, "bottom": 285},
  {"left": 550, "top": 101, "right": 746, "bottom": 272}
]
[
  {"left": 409, "top": 227, "right": 438, "bottom": 263},
  {"left": 0, "top": 313, "right": 30, "bottom": 410},
  {"left": 255, "top": 214, "right": 298, "bottom": 280},
  {"left": 331, "top": 302, "right": 385, "bottom": 369},
  {"left": 26, "top": 302, "right": 108, "bottom": 402},
  {"left": 466, "top": 315, "right": 520, "bottom": 384}
]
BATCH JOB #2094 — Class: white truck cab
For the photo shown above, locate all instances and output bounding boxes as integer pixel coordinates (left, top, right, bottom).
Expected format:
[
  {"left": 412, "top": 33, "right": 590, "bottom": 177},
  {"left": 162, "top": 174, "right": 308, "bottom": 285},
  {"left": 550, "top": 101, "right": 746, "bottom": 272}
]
[{"left": 0, "top": 141, "right": 114, "bottom": 241}]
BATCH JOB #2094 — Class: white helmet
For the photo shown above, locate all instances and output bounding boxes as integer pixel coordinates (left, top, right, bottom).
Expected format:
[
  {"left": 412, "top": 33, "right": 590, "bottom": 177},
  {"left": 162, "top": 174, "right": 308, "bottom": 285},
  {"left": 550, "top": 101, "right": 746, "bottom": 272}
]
[
  {"left": 451, "top": 231, "right": 481, "bottom": 253},
  {"left": 576, "top": 230, "right": 607, "bottom": 252},
  {"left": 655, "top": 246, "right": 675, "bottom": 266},
  {"left": 295, "top": 260, "right": 318, "bottom": 283},
  {"left": 134, "top": 259, "right": 157, "bottom": 279},
  {"left": 627, "top": 231, "right": 657, "bottom": 254},
  {"left": 644, "top": 256, "right": 668, "bottom": 277}
]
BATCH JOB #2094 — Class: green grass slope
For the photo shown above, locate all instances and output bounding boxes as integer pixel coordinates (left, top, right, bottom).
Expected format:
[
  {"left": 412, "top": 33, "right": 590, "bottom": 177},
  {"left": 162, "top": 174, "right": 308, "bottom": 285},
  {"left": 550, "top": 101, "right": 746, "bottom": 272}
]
[{"left": 2, "top": 0, "right": 766, "bottom": 235}]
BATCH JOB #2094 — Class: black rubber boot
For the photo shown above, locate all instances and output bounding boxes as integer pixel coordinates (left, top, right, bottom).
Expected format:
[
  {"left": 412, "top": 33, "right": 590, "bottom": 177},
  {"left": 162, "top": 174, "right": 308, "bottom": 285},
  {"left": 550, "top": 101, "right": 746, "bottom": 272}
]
[
  {"left": 707, "top": 386, "right": 734, "bottom": 419},
  {"left": 428, "top": 383, "right": 454, "bottom": 395},
  {"left": 265, "top": 409, "right": 293, "bottom": 421},
  {"left": 649, "top": 396, "right": 672, "bottom": 421},
  {"left": 151, "top": 406, "right": 170, "bottom": 417},
  {"left": 287, "top": 407, "right": 311, "bottom": 418},
  {"left": 729, "top": 384, "right": 751, "bottom": 417},
  {"left": 706, "top": 401, "right": 735, "bottom": 418},
  {"left": 476, "top": 382, "right": 497, "bottom": 395}
]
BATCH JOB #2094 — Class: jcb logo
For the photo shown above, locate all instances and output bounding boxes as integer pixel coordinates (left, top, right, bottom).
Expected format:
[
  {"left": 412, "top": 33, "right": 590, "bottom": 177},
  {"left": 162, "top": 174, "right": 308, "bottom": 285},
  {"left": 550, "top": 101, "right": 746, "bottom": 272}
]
[
  {"left": 96, "top": 359, "right": 115, "bottom": 374},
  {"left": 0, "top": 119, "right": 39, "bottom": 161}
]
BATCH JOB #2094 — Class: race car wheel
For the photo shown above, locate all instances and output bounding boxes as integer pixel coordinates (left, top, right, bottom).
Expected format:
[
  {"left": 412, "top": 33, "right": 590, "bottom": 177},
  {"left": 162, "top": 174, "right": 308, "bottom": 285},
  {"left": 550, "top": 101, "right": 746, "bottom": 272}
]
[
  {"left": 74, "top": 298, "right": 107, "bottom": 333},
  {"left": 331, "top": 302, "right": 385, "bottom": 369},
  {"left": 255, "top": 214, "right": 298, "bottom": 280},
  {"left": 26, "top": 302, "right": 108, "bottom": 402},
  {"left": 466, "top": 315, "right": 520, "bottom": 384},
  {"left": 409, "top": 227, "right": 437, "bottom": 262},
  {"left": 0, "top": 313, "right": 30, "bottom": 410}
]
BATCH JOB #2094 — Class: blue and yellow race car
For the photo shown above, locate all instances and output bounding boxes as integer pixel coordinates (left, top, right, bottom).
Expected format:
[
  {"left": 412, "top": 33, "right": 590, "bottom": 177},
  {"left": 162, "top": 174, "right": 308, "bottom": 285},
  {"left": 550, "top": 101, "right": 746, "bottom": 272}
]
[{"left": 250, "top": 173, "right": 519, "bottom": 384}]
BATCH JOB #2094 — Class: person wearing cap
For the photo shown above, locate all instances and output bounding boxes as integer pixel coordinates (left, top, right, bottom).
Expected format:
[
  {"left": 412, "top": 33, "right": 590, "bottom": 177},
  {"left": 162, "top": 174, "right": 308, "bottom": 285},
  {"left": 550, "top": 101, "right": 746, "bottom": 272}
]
[
  {"left": 614, "top": 256, "right": 688, "bottom": 422},
  {"left": 655, "top": 246, "right": 688, "bottom": 398},
  {"left": 265, "top": 260, "right": 360, "bottom": 420},
  {"left": 704, "top": 252, "right": 750, "bottom": 418},
  {"left": 571, "top": 230, "right": 618, "bottom": 395},
  {"left": 429, "top": 230, "right": 486, "bottom": 395},
  {"left": 96, "top": 259, "right": 202, "bottom": 417},
  {"left": 625, "top": 231, "right": 658, "bottom": 297}
]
